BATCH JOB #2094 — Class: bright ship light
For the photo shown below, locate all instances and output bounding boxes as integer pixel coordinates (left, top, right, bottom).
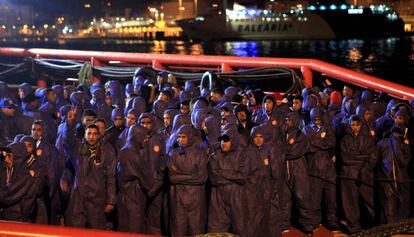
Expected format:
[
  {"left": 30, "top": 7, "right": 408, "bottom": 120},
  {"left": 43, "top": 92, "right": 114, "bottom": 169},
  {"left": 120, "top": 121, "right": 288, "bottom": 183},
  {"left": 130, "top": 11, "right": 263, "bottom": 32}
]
[
  {"left": 319, "top": 5, "right": 326, "bottom": 10},
  {"left": 329, "top": 5, "right": 337, "bottom": 10},
  {"left": 308, "top": 5, "right": 316, "bottom": 11},
  {"left": 340, "top": 4, "right": 347, "bottom": 10}
]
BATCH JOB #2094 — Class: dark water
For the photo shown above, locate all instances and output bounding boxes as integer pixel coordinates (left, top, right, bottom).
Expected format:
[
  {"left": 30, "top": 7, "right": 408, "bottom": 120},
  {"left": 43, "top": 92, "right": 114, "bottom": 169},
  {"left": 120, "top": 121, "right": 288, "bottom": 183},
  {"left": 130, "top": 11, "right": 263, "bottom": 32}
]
[{"left": 1, "top": 36, "right": 413, "bottom": 87}]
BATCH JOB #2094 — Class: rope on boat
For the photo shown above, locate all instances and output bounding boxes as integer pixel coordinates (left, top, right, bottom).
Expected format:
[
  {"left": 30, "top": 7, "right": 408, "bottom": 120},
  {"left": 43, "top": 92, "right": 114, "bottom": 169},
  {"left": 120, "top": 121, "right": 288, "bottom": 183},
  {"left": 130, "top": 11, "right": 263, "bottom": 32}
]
[{"left": 0, "top": 57, "right": 306, "bottom": 94}]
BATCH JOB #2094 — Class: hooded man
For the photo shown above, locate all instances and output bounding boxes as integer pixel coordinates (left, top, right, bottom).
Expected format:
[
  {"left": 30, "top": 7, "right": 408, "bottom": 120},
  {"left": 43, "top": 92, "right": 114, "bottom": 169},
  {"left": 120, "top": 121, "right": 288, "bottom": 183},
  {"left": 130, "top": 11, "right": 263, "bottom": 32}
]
[
  {"left": 208, "top": 132, "right": 248, "bottom": 236},
  {"left": 63, "top": 108, "right": 116, "bottom": 229},
  {"left": 280, "top": 112, "right": 313, "bottom": 234},
  {"left": 116, "top": 125, "right": 150, "bottom": 233},
  {"left": 31, "top": 120, "right": 61, "bottom": 224},
  {"left": 377, "top": 126, "right": 411, "bottom": 224},
  {"left": 166, "top": 124, "right": 208, "bottom": 236},
  {"left": 340, "top": 115, "right": 378, "bottom": 233},
  {"left": 302, "top": 108, "right": 338, "bottom": 230},
  {"left": 0, "top": 143, "right": 38, "bottom": 222}
]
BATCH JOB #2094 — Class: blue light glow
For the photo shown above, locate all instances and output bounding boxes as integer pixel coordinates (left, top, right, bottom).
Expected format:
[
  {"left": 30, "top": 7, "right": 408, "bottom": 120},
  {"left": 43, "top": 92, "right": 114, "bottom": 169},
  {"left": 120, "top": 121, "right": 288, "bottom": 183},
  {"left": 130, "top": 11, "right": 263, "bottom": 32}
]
[
  {"left": 330, "top": 5, "right": 337, "bottom": 10},
  {"left": 340, "top": 4, "right": 348, "bottom": 10},
  {"left": 319, "top": 5, "right": 326, "bottom": 10},
  {"left": 308, "top": 5, "right": 316, "bottom": 10}
]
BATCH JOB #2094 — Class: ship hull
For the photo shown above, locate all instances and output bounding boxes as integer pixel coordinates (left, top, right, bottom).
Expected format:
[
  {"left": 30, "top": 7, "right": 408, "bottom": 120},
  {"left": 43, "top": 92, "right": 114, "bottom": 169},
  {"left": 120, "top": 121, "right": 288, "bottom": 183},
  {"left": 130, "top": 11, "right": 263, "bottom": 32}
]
[{"left": 176, "top": 10, "right": 405, "bottom": 41}]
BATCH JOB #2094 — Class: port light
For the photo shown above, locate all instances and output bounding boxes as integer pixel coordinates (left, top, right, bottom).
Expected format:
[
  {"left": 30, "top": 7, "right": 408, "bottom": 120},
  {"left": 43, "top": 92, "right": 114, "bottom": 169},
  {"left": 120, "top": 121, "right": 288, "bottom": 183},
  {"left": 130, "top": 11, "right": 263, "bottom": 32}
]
[
  {"left": 348, "top": 9, "right": 363, "bottom": 14},
  {"left": 340, "top": 4, "right": 347, "bottom": 10},
  {"left": 319, "top": 5, "right": 326, "bottom": 10},
  {"left": 308, "top": 5, "right": 316, "bottom": 10},
  {"left": 330, "top": 5, "right": 337, "bottom": 10}
]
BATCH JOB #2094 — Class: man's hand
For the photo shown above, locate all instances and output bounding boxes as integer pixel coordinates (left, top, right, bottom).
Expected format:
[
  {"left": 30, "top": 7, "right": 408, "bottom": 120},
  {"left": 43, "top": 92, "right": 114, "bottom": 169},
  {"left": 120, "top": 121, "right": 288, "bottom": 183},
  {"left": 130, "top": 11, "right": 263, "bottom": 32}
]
[
  {"left": 104, "top": 204, "right": 115, "bottom": 213},
  {"left": 29, "top": 170, "right": 36, "bottom": 177},
  {"left": 60, "top": 179, "right": 70, "bottom": 193},
  {"left": 67, "top": 106, "right": 77, "bottom": 125}
]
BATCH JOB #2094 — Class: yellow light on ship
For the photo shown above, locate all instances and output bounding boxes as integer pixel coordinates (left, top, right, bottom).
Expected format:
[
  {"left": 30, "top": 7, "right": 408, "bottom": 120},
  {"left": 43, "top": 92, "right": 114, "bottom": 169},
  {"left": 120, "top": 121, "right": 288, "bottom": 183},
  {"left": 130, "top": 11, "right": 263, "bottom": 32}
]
[
  {"left": 32, "top": 25, "right": 35, "bottom": 29},
  {"left": 23, "top": 24, "right": 28, "bottom": 29},
  {"left": 43, "top": 24, "right": 49, "bottom": 29},
  {"left": 84, "top": 3, "right": 91, "bottom": 8},
  {"left": 1, "top": 25, "right": 5, "bottom": 29},
  {"left": 12, "top": 25, "right": 16, "bottom": 29},
  {"left": 52, "top": 25, "right": 56, "bottom": 29}
]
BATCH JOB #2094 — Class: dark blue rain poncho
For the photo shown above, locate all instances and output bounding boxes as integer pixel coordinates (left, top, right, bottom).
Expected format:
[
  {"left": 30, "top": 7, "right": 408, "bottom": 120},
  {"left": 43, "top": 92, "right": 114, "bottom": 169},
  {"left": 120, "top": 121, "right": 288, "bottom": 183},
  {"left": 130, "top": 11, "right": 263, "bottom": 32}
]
[
  {"left": 302, "top": 108, "right": 338, "bottom": 229},
  {"left": 69, "top": 91, "right": 86, "bottom": 124},
  {"left": 52, "top": 84, "right": 68, "bottom": 109},
  {"left": 160, "top": 109, "right": 179, "bottom": 141},
  {"left": 63, "top": 121, "right": 116, "bottom": 229},
  {"left": 208, "top": 132, "right": 248, "bottom": 236},
  {"left": 0, "top": 142, "right": 39, "bottom": 222},
  {"left": 166, "top": 124, "right": 208, "bottom": 236},
  {"left": 356, "top": 104, "right": 376, "bottom": 138},
  {"left": 107, "top": 80, "right": 125, "bottom": 109},
  {"left": 203, "top": 115, "right": 221, "bottom": 151},
  {"left": 166, "top": 114, "right": 191, "bottom": 153},
  {"left": 252, "top": 94, "right": 276, "bottom": 126},
  {"left": 280, "top": 112, "right": 313, "bottom": 233},
  {"left": 138, "top": 112, "right": 167, "bottom": 234},
  {"left": 184, "top": 81, "right": 199, "bottom": 100},
  {"left": 32, "top": 121, "right": 61, "bottom": 224},
  {"left": 0, "top": 100, "right": 34, "bottom": 142},
  {"left": 244, "top": 125, "right": 283, "bottom": 237},
  {"left": 117, "top": 108, "right": 138, "bottom": 149},
  {"left": 151, "top": 99, "right": 167, "bottom": 132},
  {"left": 340, "top": 115, "right": 378, "bottom": 233},
  {"left": 376, "top": 126, "right": 411, "bottom": 224},
  {"left": 91, "top": 88, "right": 112, "bottom": 125},
  {"left": 375, "top": 100, "right": 397, "bottom": 140},
  {"left": 116, "top": 125, "right": 150, "bottom": 233},
  {"left": 102, "top": 108, "right": 125, "bottom": 156},
  {"left": 18, "top": 83, "right": 32, "bottom": 101}
]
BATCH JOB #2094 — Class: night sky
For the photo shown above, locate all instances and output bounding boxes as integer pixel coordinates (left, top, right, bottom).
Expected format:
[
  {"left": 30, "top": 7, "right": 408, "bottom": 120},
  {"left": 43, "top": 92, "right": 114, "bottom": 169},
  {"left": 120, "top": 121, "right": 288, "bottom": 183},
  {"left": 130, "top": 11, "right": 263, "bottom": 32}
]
[{"left": 10, "top": 0, "right": 157, "bottom": 16}]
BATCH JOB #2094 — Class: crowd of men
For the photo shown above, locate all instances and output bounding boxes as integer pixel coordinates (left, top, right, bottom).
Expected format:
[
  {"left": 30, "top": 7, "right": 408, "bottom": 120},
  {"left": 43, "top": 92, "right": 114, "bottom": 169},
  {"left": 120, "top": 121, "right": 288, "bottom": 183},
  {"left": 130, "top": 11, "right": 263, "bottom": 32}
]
[{"left": 0, "top": 70, "right": 413, "bottom": 237}]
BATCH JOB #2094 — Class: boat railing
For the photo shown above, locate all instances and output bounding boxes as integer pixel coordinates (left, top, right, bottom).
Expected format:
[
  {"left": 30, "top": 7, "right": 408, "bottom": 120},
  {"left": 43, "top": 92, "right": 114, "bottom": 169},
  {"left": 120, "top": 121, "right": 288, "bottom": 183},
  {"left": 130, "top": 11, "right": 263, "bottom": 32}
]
[{"left": 0, "top": 47, "right": 413, "bottom": 100}]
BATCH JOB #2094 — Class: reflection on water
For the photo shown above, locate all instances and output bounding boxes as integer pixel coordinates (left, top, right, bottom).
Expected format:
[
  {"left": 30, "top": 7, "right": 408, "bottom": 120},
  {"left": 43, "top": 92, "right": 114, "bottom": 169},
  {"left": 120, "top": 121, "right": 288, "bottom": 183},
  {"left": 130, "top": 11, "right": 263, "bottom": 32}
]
[{"left": 0, "top": 37, "right": 413, "bottom": 87}]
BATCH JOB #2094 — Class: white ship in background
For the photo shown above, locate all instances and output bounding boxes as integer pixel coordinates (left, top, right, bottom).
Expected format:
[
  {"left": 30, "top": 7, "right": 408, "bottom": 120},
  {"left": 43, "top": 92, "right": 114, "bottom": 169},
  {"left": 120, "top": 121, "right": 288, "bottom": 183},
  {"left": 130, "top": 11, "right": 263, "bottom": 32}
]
[{"left": 175, "top": 2, "right": 405, "bottom": 40}]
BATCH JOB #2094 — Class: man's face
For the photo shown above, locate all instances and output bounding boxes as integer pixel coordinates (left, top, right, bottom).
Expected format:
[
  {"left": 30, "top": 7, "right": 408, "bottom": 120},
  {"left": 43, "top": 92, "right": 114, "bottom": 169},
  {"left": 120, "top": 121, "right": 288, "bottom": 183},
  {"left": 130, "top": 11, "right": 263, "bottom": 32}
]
[
  {"left": 105, "top": 94, "right": 111, "bottom": 106},
  {"left": 351, "top": 120, "right": 361, "bottom": 135},
  {"left": 220, "top": 140, "right": 232, "bottom": 152},
  {"left": 159, "top": 93, "right": 169, "bottom": 103},
  {"left": 313, "top": 116, "right": 322, "bottom": 127},
  {"left": 18, "top": 88, "right": 25, "bottom": 99},
  {"left": 163, "top": 113, "right": 171, "bottom": 127},
  {"left": 342, "top": 86, "right": 353, "bottom": 97},
  {"left": 180, "top": 104, "right": 190, "bottom": 115},
  {"left": 241, "top": 95, "right": 248, "bottom": 106},
  {"left": 253, "top": 133, "right": 264, "bottom": 147},
  {"left": 363, "top": 110, "right": 371, "bottom": 122},
  {"left": 178, "top": 133, "right": 189, "bottom": 147},
  {"left": 82, "top": 115, "right": 95, "bottom": 126},
  {"left": 221, "top": 109, "right": 230, "bottom": 117},
  {"left": 236, "top": 111, "right": 247, "bottom": 122},
  {"left": 285, "top": 117, "right": 293, "bottom": 129},
  {"left": 94, "top": 121, "right": 106, "bottom": 136},
  {"left": 31, "top": 124, "right": 43, "bottom": 140},
  {"left": 24, "top": 141, "right": 34, "bottom": 154},
  {"left": 395, "top": 115, "right": 405, "bottom": 125},
  {"left": 140, "top": 117, "right": 153, "bottom": 131},
  {"left": 264, "top": 99, "right": 274, "bottom": 113},
  {"left": 85, "top": 127, "right": 99, "bottom": 145},
  {"left": 1, "top": 107, "right": 15, "bottom": 117},
  {"left": 3, "top": 151, "right": 13, "bottom": 166},
  {"left": 321, "top": 98, "right": 328, "bottom": 107},
  {"left": 113, "top": 116, "right": 124, "bottom": 128},
  {"left": 292, "top": 99, "right": 302, "bottom": 111},
  {"left": 126, "top": 113, "right": 136, "bottom": 127},
  {"left": 210, "top": 92, "right": 221, "bottom": 104},
  {"left": 47, "top": 91, "right": 57, "bottom": 103}
]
